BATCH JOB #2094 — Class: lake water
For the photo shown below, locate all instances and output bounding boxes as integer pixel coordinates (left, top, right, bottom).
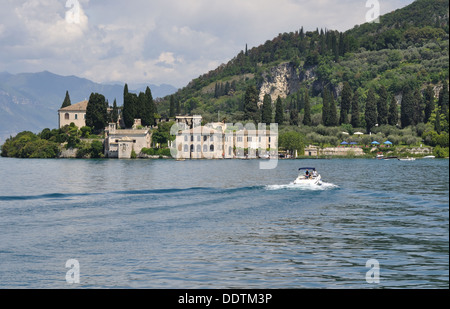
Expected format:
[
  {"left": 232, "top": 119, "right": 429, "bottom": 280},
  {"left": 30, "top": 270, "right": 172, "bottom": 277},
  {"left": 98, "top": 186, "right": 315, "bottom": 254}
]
[{"left": 0, "top": 157, "right": 448, "bottom": 289}]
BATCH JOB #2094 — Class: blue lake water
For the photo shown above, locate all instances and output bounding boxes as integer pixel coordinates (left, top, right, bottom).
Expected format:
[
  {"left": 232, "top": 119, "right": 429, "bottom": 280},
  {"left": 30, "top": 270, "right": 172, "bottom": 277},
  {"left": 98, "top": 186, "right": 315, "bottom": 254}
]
[{"left": 0, "top": 157, "right": 448, "bottom": 288}]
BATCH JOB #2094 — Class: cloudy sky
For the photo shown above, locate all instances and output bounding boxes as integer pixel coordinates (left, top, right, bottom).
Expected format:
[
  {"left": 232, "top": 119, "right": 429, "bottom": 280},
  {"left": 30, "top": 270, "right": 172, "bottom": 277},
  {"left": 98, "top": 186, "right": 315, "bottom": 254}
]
[{"left": 0, "top": 0, "right": 414, "bottom": 88}]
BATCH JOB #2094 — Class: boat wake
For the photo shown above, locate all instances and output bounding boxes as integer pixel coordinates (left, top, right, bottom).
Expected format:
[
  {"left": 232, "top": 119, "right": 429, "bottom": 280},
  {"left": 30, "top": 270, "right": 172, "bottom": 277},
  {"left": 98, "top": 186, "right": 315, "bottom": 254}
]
[{"left": 265, "top": 182, "right": 339, "bottom": 191}]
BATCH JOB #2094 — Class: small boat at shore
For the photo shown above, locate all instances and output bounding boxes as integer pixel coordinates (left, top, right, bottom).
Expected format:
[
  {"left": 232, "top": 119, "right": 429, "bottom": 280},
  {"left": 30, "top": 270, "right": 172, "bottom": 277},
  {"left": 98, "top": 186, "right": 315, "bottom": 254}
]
[
  {"left": 398, "top": 157, "right": 416, "bottom": 161},
  {"left": 294, "top": 167, "right": 322, "bottom": 185},
  {"left": 423, "top": 155, "right": 436, "bottom": 159}
]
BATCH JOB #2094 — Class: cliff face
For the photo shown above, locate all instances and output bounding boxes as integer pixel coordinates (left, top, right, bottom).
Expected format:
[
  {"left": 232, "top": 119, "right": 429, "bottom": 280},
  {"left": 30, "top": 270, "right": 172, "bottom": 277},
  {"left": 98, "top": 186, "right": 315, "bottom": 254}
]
[{"left": 258, "top": 62, "right": 317, "bottom": 105}]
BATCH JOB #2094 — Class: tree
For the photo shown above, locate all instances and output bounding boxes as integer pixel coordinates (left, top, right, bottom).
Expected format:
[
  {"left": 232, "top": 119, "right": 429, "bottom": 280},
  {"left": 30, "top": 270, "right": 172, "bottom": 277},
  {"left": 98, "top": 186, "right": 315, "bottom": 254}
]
[
  {"left": 388, "top": 96, "right": 399, "bottom": 126},
  {"left": 261, "top": 94, "right": 273, "bottom": 124},
  {"left": 340, "top": 82, "right": 352, "bottom": 125},
  {"left": 365, "top": 88, "right": 377, "bottom": 133},
  {"left": 169, "top": 95, "right": 176, "bottom": 118},
  {"left": 377, "top": 85, "right": 388, "bottom": 125},
  {"left": 328, "top": 92, "right": 338, "bottom": 126},
  {"left": 303, "top": 90, "right": 312, "bottom": 126},
  {"left": 275, "top": 96, "right": 284, "bottom": 125},
  {"left": 401, "top": 87, "right": 414, "bottom": 128},
  {"left": 424, "top": 85, "right": 435, "bottom": 123},
  {"left": 351, "top": 91, "right": 360, "bottom": 128},
  {"left": 279, "top": 131, "right": 305, "bottom": 157},
  {"left": 85, "top": 93, "right": 108, "bottom": 133},
  {"left": 413, "top": 89, "right": 424, "bottom": 125},
  {"left": 243, "top": 85, "right": 260, "bottom": 123},
  {"left": 322, "top": 88, "right": 330, "bottom": 126},
  {"left": 61, "top": 91, "right": 71, "bottom": 108},
  {"left": 142, "top": 86, "right": 156, "bottom": 127},
  {"left": 290, "top": 109, "right": 299, "bottom": 126},
  {"left": 111, "top": 99, "right": 119, "bottom": 123}
]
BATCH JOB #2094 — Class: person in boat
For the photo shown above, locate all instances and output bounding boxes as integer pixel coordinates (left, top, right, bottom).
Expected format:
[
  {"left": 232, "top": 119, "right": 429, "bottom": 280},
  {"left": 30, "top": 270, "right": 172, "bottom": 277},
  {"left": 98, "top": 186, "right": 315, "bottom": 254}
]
[
  {"left": 305, "top": 169, "right": 310, "bottom": 179},
  {"left": 312, "top": 170, "right": 318, "bottom": 178}
]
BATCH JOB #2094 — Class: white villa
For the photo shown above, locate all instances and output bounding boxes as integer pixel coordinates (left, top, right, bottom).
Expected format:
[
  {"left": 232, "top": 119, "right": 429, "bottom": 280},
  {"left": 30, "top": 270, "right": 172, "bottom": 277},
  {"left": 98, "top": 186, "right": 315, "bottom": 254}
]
[
  {"left": 173, "top": 123, "right": 278, "bottom": 160},
  {"left": 104, "top": 122, "right": 152, "bottom": 159}
]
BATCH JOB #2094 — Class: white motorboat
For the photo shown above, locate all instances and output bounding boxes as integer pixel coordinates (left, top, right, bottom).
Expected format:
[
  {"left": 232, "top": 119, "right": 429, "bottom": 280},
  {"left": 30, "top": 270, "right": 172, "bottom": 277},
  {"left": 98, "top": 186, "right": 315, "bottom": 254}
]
[
  {"left": 294, "top": 167, "right": 322, "bottom": 185},
  {"left": 398, "top": 157, "right": 415, "bottom": 161}
]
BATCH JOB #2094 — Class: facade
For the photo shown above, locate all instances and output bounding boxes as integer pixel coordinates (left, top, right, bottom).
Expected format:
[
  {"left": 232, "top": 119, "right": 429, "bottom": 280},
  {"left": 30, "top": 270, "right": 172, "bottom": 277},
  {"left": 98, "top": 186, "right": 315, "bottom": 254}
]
[
  {"left": 58, "top": 100, "right": 88, "bottom": 129},
  {"left": 173, "top": 123, "right": 278, "bottom": 160},
  {"left": 104, "top": 123, "right": 152, "bottom": 159}
]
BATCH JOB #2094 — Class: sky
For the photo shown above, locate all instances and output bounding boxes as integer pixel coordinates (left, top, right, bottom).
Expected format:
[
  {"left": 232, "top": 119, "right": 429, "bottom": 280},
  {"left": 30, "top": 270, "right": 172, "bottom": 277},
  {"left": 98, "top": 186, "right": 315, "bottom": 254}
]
[{"left": 0, "top": 0, "right": 415, "bottom": 89}]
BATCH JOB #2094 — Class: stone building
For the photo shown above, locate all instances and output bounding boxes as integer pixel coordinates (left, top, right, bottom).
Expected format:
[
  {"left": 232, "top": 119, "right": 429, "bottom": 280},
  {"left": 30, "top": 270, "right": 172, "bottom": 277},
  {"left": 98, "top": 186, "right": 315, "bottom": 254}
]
[
  {"left": 58, "top": 100, "right": 88, "bottom": 129},
  {"left": 104, "top": 123, "right": 152, "bottom": 159}
]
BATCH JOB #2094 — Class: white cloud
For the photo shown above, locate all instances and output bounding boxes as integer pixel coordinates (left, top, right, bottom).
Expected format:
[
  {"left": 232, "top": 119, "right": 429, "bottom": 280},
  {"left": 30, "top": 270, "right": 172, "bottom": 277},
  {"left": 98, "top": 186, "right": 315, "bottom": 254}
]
[{"left": 0, "top": 0, "right": 415, "bottom": 88}]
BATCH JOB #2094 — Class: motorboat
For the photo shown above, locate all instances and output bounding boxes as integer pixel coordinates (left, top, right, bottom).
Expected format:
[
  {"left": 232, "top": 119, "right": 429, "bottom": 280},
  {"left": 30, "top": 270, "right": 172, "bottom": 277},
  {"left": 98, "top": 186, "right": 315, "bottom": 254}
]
[
  {"left": 423, "top": 155, "right": 436, "bottom": 159},
  {"left": 398, "top": 157, "right": 415, "bottom": 161},
  {"left": 294, "top": 167, "right": 322, "bottom": 185}
]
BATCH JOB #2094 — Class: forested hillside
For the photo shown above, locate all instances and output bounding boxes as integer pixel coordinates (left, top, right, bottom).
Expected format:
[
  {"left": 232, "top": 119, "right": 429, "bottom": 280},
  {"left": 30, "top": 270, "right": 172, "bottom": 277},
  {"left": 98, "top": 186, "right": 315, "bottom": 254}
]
[{"left": 157, "top": 0, "right": 448, "bottom": 132}]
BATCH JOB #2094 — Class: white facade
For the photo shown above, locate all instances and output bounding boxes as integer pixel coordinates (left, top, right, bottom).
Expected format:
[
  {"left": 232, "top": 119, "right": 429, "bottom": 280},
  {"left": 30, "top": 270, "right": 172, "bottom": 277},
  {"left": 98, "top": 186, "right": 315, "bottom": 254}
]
[{"left": 104, "top": 123, "right": 151, "bottom": 159}]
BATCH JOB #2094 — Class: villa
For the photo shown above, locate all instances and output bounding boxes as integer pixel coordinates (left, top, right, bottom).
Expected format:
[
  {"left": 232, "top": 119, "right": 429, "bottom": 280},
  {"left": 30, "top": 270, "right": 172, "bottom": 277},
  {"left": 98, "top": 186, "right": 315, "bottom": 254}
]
[{"left": 58, "top": 100, "right": 88, "bottom": 129}]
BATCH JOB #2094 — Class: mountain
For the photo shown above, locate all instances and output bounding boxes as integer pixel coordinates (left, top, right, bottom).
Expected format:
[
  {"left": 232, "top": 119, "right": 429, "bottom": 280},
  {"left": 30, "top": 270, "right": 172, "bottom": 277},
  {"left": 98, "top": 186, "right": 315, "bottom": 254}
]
[
  {"left": 0, "top": 71, "right": 177, "bottom": 143},
  {"left": 157, "top": 0, "right": 448, "bottom": 124}
]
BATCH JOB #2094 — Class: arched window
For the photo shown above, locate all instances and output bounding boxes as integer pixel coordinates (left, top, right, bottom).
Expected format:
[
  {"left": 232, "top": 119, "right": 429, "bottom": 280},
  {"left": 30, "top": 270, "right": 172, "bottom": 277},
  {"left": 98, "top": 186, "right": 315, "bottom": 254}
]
[
  {"left": 210, "top": 145, "right": 215, "bottom": 152},
  {"left": 184, "top": 145, "right": 189, "bottom": 152},
  {"left": 197, "top": 145, "right": 201, "bottom": 153},
  {"left": 65, "top": 113, "right": 70, "bottom": 120},
  {"left": 203, "top": 144, "right": 208, "bottom": 153},
  {"left": 190, "top": 145, "right": 194, "bottom": 152},
  {"left": 75, "top": 114, "right": 78, "bottom": 120}
]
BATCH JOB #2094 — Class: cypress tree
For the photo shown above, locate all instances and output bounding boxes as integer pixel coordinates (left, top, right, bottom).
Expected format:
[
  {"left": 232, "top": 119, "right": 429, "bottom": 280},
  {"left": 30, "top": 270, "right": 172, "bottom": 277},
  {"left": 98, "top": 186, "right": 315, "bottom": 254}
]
[
  {"left": 86, "top": 93, "right": 108, "bottom": 133},
  {"left": 290, "top": 109, "right": 299, "bottom": 126},
  {"left": 303, "top": 91, "right": 312, "bottom": 126},
  {"left": 388, "top": 96, "right": 399, "bottom": 126},
  {"left": 351, "top": 91, "right": 360, "bottom": 128},
  {"left": 365, "top": 88, "right": 378, "bottom": 133},
  {"left": 111, "top": 99, "right": 119, "bottom": 123},
  {"left": 243, "top": 85, "right": 260, "bottom": 124},
  {"left": 340, "top": 82, "right": 352, "bottom": 125},
  {"left": 377, "top": 85, "right": 389, "bottom": 125},
  {"left": 61, "top": 91, "right": 71, "bottom": 108},
  {"left": 144, "top": 86, "right": 156, "bottom": 127},
  {"left": 322, "top": 88, "right": 330, "bottom": 126},
  {"left": 401, "top": 88, "right": 414, "bottom": 128},
  {"left": 169, "top": 95, "right": 176, "bottom": 118},
  {"left": 435, "top": 108, "right": 441, "bottom": 134},
  {"left": 328, "top": 93, "right": 338, "bottom": 126},
  {"left": 261, "top": 94, "right": 273, "bottom": 124},
  {"left": 438, "top": 81, "right": 449, "bottom": 127},
  {"left": 413, "top": 89, "right": 424, "bottom": 125},
  {"left": 424, "top": 85, "right": 435, "bottom": 123},
  {"left": 275, "top": 96, "right": 284, "bottom": 125}
]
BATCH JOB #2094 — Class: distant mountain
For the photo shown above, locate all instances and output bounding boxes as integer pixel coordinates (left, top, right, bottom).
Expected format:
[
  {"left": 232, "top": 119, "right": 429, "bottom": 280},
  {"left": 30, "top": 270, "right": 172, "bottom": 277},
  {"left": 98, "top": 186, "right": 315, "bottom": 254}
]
[{"left": 0, "top": 71, "right": 177, "bottom": 143}]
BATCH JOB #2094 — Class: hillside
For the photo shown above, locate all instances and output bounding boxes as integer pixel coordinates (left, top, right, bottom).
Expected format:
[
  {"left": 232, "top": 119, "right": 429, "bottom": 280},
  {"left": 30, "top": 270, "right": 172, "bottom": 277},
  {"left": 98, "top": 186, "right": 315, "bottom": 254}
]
[
  {"left": 157, "top": 0, "right": 449, "bottom": 124},
  {"left": 0, "top": 71, "right": 176, "bottom": 144}
]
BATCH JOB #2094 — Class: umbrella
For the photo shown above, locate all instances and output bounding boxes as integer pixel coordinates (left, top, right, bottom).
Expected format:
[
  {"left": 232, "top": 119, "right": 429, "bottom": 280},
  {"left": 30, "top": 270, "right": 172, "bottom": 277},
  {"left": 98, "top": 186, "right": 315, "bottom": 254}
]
[
  {"left": 341, "top": 141, "right": 349, "bottom": 145},
  {"left": 371, "top": 141, "right": 380, "bottom": 145},
  {"left": 384, "top": 141, "right": 393, "bottom": 145}
]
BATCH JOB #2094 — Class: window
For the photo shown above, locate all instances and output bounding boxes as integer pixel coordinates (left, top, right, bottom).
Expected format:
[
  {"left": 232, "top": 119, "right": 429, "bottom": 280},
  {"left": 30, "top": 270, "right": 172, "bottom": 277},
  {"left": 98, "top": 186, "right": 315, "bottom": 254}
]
[
  {"left": 203, "top": 144, "right": 208, "bottom": 153},
  {"left": 184, "top": 145, "right": 189, "bottom": 152},
  {"left": 248, "top": 137, "right": 252, "bottom": 142},
  {"left": 184, "top": 135, "right": 188, "bottom": 142},
  {"left": 210, "top": 145, "right": 214, "bottom": 152},
  {"left": 65, "top": 113, "right": 70, "bottom": 120},
  {"left": 197, "top": 145, "right": 201, "bottom": 153},
  {"left": 75, "top": 114, "right": 78, "bottom": 120}
]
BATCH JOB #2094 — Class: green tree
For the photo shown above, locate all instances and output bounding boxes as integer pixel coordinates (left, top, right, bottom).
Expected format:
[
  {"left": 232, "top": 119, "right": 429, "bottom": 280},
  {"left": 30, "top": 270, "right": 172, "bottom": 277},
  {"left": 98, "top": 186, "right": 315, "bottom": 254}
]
[
  {"left": 169, "top": 95, "right": 176, "bottom": 118},
  {"left": 303, "top": 90, "right": 312, "bottom": 126},
  {"left": 322, "top": 88, "right": 330, "bottom": 126},
  {"left": 243, "top": 85, "right": 260, "bottom": 123},
  {"left": 290, "top": 109, "right": 299, "bottom": 126},
  {"left": 61, "top": 91, "right": 71, "bottom": 109},
  {"left": 111, "top": 99, "right": 119, "bottom": 123},
  {"left": 85, "top": 93, "right": 108, "bottom": 133},
  {"left": 388, "top": 95, "right": 399, "bottom": 126},
  {"left": 328, "top": 93, "right": 338, "bottom": 127},
  {"left": 261, "top": 94, "right": 273, "bottom": 124},
  {"left": 424, "top": 85, "right": 435, "bottom": 124},
  {"left": 401, "top": 87, "right": 414, "bottom": 128},
  {"left": 413, "top": 89, "right": 424, "bottom": 125},
  {"left": 142, "top": 86, "right": 156, "bottom": 127},
  {"left": 275, "top": 96, "right": 284, "bottom": 125},
  {"left": 340, "top": 82, "right": 352, "bottom": 125},
  {"left": 279, "top": 131, "right": 305, "bottom": 157},
  {"left": 377, "top": 85, "right": 388, "bottom": 125},
  {"left": 365, "top": 88, "right": 377, "bottom": 133},
  {"left": 123, "top": 84, "right": 137, "bottom": 128},
  {"left": 351, "top": 91, "right": 360, "bottom": 128}
]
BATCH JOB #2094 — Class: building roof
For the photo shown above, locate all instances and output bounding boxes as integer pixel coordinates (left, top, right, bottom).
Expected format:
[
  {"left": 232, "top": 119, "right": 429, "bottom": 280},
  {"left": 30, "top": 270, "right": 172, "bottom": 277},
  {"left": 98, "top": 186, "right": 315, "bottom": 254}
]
[{"left": 59, "top": 100, "right": 88, "bottom": 112}]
